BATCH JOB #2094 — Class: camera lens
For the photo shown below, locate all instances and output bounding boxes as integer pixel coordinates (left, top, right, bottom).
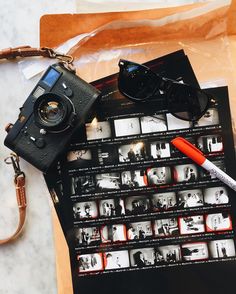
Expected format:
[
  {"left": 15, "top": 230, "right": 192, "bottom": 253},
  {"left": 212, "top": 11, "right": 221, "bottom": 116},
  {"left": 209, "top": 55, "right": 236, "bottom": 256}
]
[
  {"left": 39, "top": 100, "right": 65, "bottom": 125},
  {"left": 34, "top": 93, "right": 75, "bottom": 132}
]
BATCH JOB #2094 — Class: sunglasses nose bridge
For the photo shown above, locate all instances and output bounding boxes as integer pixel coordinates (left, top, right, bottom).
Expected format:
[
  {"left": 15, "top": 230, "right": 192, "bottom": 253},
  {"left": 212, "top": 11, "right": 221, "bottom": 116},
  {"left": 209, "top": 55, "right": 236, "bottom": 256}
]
[{"left": 158, "top": 78, "right": 173, "bottom": 92}]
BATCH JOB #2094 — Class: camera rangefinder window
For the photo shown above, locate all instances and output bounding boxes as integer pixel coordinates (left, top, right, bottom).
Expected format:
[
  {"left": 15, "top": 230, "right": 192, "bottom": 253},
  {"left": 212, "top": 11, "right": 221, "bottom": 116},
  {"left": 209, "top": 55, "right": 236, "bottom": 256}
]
[
  {"left": 42, "top": 68, "right": 61, "bottom": 87},
  {"left": 33, "top": 86, "right": 45, "bottom": 98}
]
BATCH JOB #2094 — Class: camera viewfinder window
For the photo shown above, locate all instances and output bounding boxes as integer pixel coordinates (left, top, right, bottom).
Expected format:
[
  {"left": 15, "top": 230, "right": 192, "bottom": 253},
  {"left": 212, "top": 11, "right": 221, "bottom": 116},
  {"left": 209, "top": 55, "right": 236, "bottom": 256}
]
[{"left": 42, "top": 68, "right": 61, "bottom": 87}]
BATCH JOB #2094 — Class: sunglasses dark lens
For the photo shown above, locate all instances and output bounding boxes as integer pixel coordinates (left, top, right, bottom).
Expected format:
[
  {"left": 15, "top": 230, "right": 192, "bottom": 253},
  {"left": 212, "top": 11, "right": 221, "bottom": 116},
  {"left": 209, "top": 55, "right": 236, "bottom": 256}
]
[
  {"left": 167, "top": 83, "right": 210, "bottom": 121},
  {"left": 118, "top": 62, "right": 158, "bottom": 101}
]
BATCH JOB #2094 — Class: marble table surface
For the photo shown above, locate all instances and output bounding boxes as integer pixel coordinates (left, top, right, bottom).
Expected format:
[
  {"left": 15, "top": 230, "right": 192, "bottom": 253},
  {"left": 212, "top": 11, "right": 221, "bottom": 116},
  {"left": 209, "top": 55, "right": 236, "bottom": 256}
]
[{"left": 0, "top": 1, "right": 75, "bottom": 293}]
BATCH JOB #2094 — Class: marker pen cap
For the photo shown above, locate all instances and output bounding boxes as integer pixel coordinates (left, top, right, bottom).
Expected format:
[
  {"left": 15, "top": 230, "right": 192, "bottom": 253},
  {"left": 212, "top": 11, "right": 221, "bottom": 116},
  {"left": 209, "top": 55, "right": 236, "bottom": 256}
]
[{"left": 171, "top": 137, "right": 206, "bottom": 165}]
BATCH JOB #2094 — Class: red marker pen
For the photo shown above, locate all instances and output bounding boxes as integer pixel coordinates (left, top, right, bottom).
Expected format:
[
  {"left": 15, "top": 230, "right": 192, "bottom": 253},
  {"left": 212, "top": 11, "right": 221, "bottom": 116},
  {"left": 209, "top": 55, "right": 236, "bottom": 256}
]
[{"left": 171, "top": 137, "right": 236, "bottom": 191}]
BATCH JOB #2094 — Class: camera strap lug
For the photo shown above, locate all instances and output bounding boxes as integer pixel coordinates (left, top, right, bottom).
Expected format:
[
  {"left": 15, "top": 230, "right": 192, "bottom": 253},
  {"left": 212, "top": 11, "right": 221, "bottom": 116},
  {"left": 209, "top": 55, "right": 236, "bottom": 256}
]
[
  {"left": 42, "top": 47, "right": 74, "bottom": 64},
  {"left": 0, "top": 153, "right": 27, "bottom": 245}
]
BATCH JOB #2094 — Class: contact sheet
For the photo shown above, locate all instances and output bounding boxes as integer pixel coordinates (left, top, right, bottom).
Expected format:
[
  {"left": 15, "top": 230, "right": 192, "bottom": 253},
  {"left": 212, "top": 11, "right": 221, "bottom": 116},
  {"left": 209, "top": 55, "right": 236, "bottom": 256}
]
[
  {"left": 45, "top": 51, "right": 236, "bottom": 294},
  {"left": 67, "top": 103, "right": 234, "bottom": 275}
]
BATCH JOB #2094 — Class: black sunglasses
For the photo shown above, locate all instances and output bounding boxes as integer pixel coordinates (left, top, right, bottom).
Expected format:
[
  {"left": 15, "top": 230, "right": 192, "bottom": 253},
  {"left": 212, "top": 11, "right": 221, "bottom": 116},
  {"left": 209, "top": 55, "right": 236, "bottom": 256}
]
[{"left": 118, "top": 59, "right": 214, "bottom": 122}]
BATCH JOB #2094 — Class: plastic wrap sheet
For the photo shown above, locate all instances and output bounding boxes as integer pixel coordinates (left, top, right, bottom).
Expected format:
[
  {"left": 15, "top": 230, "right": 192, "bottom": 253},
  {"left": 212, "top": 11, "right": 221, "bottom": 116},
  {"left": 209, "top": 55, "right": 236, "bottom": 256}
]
[{"left": 76, "top": 0, "right": 211, "bottom": 13}]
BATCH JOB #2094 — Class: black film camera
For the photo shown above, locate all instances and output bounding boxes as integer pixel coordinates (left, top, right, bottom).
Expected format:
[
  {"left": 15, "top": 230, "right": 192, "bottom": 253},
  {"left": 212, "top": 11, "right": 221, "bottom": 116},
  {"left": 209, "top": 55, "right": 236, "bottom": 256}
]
[{"left": 4, "top": 63, "right": 100, "bottom": 173}]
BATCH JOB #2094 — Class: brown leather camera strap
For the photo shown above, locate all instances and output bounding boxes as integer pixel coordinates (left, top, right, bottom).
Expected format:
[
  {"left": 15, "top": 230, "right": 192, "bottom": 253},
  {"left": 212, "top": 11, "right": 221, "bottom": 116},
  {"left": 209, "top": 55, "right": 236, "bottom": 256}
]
[
  {"left": 0, "top": 46, "right": 52, "bottom": 59},
  {"left": 0, "top": 45, "right": 74, "bottom": 64},
  {"left": 0, "top": 154, "right": 26, "bottom": 245}
]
